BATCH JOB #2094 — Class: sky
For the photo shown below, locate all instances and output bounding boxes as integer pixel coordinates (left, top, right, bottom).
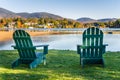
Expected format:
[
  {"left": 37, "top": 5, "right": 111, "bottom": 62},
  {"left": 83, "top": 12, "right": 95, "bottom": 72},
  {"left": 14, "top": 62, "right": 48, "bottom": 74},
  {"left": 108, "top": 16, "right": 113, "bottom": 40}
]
[{"left": 0, "top": 0, "right": 120, "bottom": 19}]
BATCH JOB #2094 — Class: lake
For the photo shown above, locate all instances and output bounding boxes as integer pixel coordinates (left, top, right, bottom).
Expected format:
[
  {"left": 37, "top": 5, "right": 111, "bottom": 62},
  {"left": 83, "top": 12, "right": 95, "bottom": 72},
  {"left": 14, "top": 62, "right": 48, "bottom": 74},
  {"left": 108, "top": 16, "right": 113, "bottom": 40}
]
[{"left": 0, "top": 34, "right": 120, "bottom": 52}]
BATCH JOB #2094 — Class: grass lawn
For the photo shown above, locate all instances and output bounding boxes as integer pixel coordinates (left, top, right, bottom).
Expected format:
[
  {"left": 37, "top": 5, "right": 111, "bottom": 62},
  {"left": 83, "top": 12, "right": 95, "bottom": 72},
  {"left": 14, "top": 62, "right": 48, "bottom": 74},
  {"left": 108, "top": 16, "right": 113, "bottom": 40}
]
[{"left": 0, "top": 50, "right": 120, "bottom": 80}]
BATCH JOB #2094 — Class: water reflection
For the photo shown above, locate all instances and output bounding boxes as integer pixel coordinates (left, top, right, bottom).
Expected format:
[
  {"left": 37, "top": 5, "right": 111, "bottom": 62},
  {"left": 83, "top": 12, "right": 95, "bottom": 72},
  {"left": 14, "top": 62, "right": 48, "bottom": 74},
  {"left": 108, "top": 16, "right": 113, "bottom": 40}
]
[
  {"left": 104, "top": 34, "right": 120, "bottom": 52},
  {"left": 0, "top": 40, "right": 13, "bottom": 50},
  {"left": 32, "top": 34, "right": 82, "bottom": 50},
  {"left": 0, "top": 34, "right": 120, "bottom": 51}
]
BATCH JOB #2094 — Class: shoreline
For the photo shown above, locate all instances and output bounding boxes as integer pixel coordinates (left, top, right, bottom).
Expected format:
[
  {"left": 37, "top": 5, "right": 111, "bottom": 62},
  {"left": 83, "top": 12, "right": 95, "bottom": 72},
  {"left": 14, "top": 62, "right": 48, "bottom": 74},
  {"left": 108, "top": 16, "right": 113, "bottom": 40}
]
[
  {"left": 0, "top": 31, "right": 82, "bottom": 42},
  {"left": 0, "top": 31, "right": 120, "bottom": 42}
]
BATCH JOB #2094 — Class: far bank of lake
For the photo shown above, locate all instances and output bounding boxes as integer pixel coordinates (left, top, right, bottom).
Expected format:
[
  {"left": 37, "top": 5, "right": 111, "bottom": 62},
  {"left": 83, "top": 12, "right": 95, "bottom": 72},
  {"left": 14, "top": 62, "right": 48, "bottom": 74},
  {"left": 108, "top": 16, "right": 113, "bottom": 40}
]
[{"left": 1, "top": 28, "right": 120, "bottom": 42}]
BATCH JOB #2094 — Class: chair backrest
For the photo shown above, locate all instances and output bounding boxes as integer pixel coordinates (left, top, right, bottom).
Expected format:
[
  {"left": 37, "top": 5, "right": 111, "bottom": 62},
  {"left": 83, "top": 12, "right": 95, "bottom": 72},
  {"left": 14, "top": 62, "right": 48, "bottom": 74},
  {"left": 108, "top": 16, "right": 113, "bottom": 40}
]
[
  {"left": 82, "top": 27, "right": 103, "bottom": 58},
  {"left": 13, "top": 30, "right": 36, "bottom": 59}
]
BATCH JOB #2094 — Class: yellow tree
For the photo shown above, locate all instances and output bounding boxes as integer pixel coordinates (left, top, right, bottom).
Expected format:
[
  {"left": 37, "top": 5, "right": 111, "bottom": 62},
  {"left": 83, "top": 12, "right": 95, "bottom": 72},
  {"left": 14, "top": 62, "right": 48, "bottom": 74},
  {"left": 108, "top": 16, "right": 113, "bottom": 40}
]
[{"left": 16, "top": 21, "right": 22, "bottom": 28}]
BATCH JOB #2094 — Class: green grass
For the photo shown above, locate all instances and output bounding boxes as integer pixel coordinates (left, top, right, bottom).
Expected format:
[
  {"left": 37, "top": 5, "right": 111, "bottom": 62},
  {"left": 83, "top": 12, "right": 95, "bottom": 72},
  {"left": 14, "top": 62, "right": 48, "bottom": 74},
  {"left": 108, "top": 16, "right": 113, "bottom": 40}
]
[{"left": 0, "top": 50, "right": 120, "bottom": 80}]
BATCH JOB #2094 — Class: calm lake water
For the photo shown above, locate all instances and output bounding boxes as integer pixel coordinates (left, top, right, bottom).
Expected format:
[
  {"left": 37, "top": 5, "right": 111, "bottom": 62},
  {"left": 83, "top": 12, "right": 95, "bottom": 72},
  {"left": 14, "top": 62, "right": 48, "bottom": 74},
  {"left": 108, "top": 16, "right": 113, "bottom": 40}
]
[{"left": 0, "top": 34, "right": 120, "bottom": 52}]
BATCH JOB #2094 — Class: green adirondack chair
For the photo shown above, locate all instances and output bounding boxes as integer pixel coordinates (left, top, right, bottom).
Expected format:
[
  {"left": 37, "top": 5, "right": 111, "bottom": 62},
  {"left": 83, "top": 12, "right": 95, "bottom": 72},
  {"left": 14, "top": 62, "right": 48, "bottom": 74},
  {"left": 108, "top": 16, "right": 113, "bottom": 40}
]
[
  {"left": 11, "top": 30, "right": 49, "bottom": 69},
  {"left": 77, "top": 27, "right": 108, "bottom": 67}
]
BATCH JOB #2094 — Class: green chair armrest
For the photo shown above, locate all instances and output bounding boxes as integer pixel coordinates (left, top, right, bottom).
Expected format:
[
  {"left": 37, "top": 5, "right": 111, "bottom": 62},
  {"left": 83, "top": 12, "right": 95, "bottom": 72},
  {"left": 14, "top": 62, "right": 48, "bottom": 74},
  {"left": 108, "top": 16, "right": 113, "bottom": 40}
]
[
  {"left": 77, "top": 44, "right": 108, "bottom": 54},
  {"left": 11, "top": 45, "right": 36, "bottom": 49},
  {"left": 77, "top": 44, "right": 89, "bottom": 54},
  {"left": 77, "top": 44, "right": 83, "bottom": 54},
  {"left": 34, "top": 45, "right": 49, "bottom": 47},
  {"left": 34, "top": 45, "right": 49, "bottom": 54},
  {"left": 102, "top": 44, "right": 108, "bottom": 53},
  {"left": 11, "top": 45, "right": 15, "bottom": 48},
  {"left": 77, "top": 45, "right": 88, "bottom": 49},
  {"left": 103, "top": 44, "right": 108, "bottom": 46}
]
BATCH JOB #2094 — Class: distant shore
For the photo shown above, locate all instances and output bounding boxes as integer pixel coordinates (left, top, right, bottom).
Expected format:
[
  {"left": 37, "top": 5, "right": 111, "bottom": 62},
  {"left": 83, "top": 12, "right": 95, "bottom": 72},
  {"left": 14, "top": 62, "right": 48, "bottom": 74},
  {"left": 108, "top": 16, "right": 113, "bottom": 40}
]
[
  {"left": 0, "top": 31, "right": 120, "bottom": 42},
  {"left": 0, "top": 31, "right": 82, "bottom": 42}
]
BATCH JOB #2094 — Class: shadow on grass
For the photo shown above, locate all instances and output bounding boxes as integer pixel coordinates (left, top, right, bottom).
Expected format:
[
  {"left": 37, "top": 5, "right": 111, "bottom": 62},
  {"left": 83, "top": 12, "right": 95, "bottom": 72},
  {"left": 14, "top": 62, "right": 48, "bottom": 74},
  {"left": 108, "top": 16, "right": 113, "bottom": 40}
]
[
  {"left": 0, "top": 50, "right": 120, "bottom": 80},
  {"left": 1, "top": 73, "right": 48, "bottom": 80}
]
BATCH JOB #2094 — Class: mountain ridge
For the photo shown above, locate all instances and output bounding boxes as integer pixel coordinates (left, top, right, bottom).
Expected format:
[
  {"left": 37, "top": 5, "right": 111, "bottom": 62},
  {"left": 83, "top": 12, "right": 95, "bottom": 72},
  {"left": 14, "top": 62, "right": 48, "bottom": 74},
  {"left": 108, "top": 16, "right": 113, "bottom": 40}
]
[
  {"left": 0, "top": 8, "right": 19, "bottom": 18},
  {"left": 77, "top": 17, "right": 117, "bottom": 23},
  {"left": 16, "top": 12, "right": 63, "bottom": 19},
  {"left": 0, "top": 7, "right": 118, "bottom": 22}
]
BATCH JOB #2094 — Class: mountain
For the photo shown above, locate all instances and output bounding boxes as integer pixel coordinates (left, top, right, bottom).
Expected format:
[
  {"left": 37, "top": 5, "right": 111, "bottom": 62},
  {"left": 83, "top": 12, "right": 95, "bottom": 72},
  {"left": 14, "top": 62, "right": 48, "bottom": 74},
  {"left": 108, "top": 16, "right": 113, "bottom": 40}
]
[
  {"left": 16, "top": 12, "right": 30, "bottom": 18},
  {"left": 77, "top": 17, "right": 97, "bottom": 23},
  {"left": 0, "top": 7, "right": 118, "bottom": 22},
  {"left": 97, "top": 18, "right": 117, "bottom": 22},
  {"left": 0, "top": 8, "right": 63, "bottom": 19},
  {"left": 77, "top": 17, "right": 117, "bottom": 23},
  {"left": 16, "top": 12, "right": 63, "bottom": 19},
  {"left": 0, "top": 8, "right": 19, "bottom": 18}
]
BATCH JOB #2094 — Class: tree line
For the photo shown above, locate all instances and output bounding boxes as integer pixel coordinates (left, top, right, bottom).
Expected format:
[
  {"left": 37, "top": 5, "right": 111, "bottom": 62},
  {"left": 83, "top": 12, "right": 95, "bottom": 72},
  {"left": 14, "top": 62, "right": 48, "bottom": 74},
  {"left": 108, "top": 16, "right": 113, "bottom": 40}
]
[{"left": 0, "top": 18, "right": 120, "bottom": 29}]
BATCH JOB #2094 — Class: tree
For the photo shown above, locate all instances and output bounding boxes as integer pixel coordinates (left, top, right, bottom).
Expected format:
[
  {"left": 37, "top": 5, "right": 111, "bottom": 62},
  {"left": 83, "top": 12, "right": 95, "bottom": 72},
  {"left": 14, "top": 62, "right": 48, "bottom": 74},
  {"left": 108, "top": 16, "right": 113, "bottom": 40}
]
[
  {"left": 84, "top": 23, "right": 92, "bottom": 28},
  {"left": 113, "top": 19, "right": 120, "bottom": 28},
  {"left": 74, "top": 22, "right": 81, "bottom": 28},
  {"left": 105, "top": 21, "right": 114, "bottom": 28}
]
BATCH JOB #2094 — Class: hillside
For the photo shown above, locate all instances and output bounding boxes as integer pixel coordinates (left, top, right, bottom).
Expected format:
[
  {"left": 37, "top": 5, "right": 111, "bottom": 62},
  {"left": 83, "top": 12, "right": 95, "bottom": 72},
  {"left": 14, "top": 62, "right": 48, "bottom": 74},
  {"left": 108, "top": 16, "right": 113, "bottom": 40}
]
[
  {"left": 0, "top": 8, "right": 19, "bottom": 18},
  {"left": 0, "top": 7, "right": 118, "bottom": 22},
  {"left": 16, "top": 12, "right": 63, "bottom": 19},
  {"left": 0, "top": 8, "right": 63, "bottom": 19},
  {"left": 97, "top": 18, "right": 117, "bottom": 22},
  {"left": 77, "top": 17, "right": 97, "bottom": 23},
  {"left": 77, "top": 17, "right": 117, "bottom": 23}
]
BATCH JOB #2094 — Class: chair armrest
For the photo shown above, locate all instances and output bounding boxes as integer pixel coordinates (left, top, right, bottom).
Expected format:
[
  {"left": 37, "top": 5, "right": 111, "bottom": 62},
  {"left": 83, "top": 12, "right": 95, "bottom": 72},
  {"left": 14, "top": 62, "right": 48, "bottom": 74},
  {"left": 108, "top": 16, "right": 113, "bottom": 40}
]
[
  {"left": 77, "top": 44, "right": 82, "bottom": 47},
  {"left": 77, "top": 44, "right": 83, "bottom": 54},
  {"left": 77, "top": 44, "right": 88, "bottom": 54},
  {"left": 103, "top": 44, "right": 108, "bottom": 46},
  {"left": 77, "top": 44, "right": 88, "bottom": 55},
  {"left": 77, "top": 45, "right": 87, "bottom": 49},
  {"left": 102, "top": 44, "right": 108, "bottom": 54},
  {"left": 77, "top": 44, "right": 108, "bottom": 54},
  {"left": 34, "top": 45, "right": 49, "bottom": 54},
  {"left": 34, "top": 45, "right": 49, "bottom": 47},
  {"left": 11, "top": 45, "right": 15, "bottom": 48},
  {"left": 12, "top": 45, "right": 49, "bottom": 48},
  {"left": 11, "top": 45, "right": 18, "bottom": 49},
  {"left": 11, "top": 44, "right": 49, "bottom": 54},
  {"left": 11, "top": 45, "right": 36, "bottom": 49}
]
